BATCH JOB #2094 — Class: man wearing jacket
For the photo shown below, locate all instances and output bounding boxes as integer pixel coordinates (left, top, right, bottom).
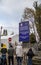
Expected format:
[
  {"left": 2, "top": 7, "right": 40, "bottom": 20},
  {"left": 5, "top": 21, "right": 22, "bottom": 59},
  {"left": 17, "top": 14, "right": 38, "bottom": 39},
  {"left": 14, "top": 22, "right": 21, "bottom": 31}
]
[
  {"left": 26, "top": 48, "right": 35, "bottom": 65},
  {"left": 8, "top": 44, "right": 14, "bottom": 65},
  {"left": 16, "top": 43, "right": 23, "bottom": 65},
  {"left": 1, "top": 43, "right": 7, "bottom": 65}
]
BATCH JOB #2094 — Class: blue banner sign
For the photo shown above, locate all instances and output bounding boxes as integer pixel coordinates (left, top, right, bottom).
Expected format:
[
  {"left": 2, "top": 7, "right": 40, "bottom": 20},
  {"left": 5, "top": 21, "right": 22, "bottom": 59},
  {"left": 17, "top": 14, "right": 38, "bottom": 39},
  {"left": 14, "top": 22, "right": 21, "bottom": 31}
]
[{"left": 19, "top": 21, "right": 30, "bottom": 42}]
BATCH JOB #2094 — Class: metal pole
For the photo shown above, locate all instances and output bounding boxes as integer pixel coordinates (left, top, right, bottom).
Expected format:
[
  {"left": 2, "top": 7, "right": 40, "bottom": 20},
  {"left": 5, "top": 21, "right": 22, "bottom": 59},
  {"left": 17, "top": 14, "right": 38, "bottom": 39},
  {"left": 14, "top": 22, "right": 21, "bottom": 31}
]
[
  {"left": 29, "top": 21, "right": 31, "bottom": 48},
  {"left": 0, "top": 26, "right": 2, "bottom": 49},
  {"left": 0, "top": 28, "right": 1, "bottom": 49}
]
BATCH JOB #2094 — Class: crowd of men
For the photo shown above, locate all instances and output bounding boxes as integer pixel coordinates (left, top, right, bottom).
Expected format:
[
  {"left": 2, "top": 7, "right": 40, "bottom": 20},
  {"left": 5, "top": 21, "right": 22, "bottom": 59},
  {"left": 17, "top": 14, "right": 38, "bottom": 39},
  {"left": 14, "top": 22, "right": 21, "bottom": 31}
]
[{"left": 0, "top": 42, "right": 35, "bottom": 65}]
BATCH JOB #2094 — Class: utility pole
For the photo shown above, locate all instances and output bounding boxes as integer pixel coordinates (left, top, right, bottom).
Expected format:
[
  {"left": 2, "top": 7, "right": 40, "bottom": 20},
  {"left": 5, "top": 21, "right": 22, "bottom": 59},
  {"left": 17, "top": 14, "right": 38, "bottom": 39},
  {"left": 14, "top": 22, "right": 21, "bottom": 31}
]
[{"left": 0, "top": 26, "right": 2, "bottom": 49}]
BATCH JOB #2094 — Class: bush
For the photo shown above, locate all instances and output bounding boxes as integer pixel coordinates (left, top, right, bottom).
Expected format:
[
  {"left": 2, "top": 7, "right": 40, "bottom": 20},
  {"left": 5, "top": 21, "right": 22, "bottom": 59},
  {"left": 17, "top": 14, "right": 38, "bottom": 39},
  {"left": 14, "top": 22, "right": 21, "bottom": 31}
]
[{"left": 30, "top": 33, "right": 36, "bottom": 43}]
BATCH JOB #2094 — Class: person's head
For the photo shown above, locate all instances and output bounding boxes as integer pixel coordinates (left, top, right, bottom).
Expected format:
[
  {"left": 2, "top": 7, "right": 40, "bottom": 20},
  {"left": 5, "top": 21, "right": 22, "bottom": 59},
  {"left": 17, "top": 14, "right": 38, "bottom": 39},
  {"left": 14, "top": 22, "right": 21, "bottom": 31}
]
[
  {"left": 29, "top": 48, "right": 32, "bottom": 51},
  {"left": 1, "top": 43, "right": 3, "bottom": 47}
]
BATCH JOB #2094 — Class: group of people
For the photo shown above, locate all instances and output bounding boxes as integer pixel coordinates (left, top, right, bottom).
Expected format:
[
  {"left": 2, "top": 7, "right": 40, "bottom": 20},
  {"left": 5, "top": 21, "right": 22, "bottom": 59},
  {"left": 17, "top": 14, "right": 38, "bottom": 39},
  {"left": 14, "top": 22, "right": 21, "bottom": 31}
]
[{"left": 0, "top": 43, "right": 35, "bottom": 65}]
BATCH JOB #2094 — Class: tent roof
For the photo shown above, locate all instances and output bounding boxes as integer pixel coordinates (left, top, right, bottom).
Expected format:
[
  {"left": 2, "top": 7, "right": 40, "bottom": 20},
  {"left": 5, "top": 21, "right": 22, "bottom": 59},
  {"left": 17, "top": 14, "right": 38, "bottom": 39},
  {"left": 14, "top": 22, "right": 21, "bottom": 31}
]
[{"left": 1, "top": 34, "right": 15, "bottom": 39}]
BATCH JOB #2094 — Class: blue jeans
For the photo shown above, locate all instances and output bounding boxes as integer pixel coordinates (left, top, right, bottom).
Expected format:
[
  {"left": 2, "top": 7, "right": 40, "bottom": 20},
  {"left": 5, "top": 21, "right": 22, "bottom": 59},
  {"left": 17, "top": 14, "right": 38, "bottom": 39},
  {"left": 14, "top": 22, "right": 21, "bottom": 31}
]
[
  {"left": 1, "top": 54, "right": 7, "bottom": 65},
  {"left": 27, "top": 57, "right": 32, "bottom": 65},
  {"left": 16, "top": 57, "right": 23, "bottom": 65}
]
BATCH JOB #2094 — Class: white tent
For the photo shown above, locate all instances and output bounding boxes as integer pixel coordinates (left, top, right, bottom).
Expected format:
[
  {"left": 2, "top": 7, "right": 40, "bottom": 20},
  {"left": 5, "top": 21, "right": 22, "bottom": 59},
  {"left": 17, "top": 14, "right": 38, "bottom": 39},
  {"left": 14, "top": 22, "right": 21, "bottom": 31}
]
[{"left": 1, "top": 34, "right": 19, "bottom": 49}]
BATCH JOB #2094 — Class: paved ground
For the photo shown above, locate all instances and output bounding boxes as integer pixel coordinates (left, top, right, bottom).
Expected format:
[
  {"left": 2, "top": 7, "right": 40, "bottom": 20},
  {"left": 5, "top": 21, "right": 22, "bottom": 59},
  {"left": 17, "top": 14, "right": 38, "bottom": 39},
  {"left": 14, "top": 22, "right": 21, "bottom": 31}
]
[{"left": 7, "top": 55, "right": 41, "bottom": 65}]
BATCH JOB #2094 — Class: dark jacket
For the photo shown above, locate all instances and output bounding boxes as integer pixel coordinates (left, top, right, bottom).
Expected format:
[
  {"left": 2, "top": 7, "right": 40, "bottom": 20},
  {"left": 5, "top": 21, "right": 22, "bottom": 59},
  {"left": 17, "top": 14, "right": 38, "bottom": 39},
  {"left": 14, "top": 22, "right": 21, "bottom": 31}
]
[
  {"left": 1, "top": 48, "right": 7, "bottom": 54},
  {"left": 27, "top": 48, "right": 35, "bottom": 58}
]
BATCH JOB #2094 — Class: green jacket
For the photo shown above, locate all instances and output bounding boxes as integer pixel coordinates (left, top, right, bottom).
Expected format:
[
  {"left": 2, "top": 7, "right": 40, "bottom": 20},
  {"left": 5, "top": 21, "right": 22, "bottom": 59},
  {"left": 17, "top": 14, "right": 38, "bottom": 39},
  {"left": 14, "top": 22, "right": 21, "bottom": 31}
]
[{"left": 8, "top": 48, "right": 14, "bottom": 56}]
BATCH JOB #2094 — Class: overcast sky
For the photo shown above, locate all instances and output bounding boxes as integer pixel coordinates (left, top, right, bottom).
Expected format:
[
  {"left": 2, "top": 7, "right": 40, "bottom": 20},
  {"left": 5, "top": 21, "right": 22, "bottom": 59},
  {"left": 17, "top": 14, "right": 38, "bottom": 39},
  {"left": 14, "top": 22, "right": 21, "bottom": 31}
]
[{"left": 0, "top": 0, "right": 41, "bottom": 35}]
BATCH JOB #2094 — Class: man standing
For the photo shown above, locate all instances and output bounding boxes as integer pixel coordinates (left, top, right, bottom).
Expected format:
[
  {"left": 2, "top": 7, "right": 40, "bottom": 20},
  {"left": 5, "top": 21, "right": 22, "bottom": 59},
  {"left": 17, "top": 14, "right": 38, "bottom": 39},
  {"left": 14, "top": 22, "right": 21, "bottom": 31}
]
[
  {"left": 1, "top": 43, "right": 7, "bottom": 65},
  {"left": 16, "top": 43, "right": 23, "bottom": 65},
  {"left": 26, "top": 48, "right": 35, "bottom": 65},
  {"left": 8, "top": 44, "right": 14, "bottom": 65}
]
